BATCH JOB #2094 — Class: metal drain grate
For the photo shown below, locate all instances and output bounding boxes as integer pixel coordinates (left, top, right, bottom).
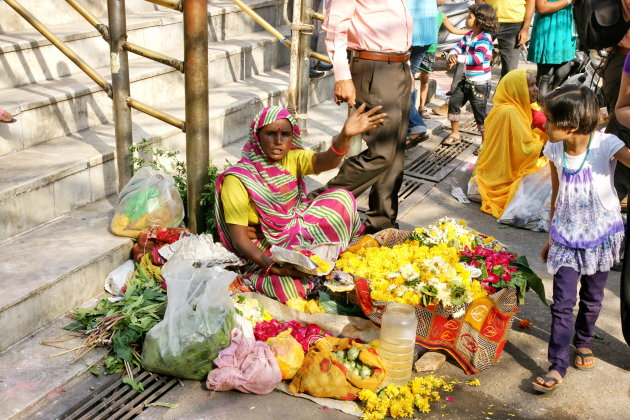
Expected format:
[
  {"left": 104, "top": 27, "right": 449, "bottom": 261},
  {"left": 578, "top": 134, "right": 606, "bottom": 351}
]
[
  {"left": 404, "top": 137, "right": 476, "bottom": 182},
  {"left": 60, "top": 370, "right": 178, "bottom": 420},
  {"left": 356, "top": 176, "right": 433, "bottom": 217}
]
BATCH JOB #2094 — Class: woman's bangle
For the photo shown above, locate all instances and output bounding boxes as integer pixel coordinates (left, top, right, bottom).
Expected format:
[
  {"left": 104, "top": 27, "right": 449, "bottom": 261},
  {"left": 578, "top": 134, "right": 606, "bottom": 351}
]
[
  {"left": 331, "top": 141, "right": 350, "bottom": 156},
  {"left": 263, "top": 262, "right": 275, "bottom": 276}
]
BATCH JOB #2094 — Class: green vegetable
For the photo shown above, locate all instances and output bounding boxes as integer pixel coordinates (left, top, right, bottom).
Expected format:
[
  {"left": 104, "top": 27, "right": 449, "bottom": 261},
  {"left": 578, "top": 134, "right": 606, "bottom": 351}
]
[
  {"left": 347, "top": 346, "right": 360, "bottom": 361},
  {"left": 334, "top": 350, "right": 346, "bottom": 361},
  {"left": 359, "top": 365, "right": 372, "bottom": 378}
]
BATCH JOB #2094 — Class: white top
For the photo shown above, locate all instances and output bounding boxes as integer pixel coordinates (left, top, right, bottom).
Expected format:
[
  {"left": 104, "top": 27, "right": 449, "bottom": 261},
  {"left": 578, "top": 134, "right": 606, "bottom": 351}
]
[{"left": 543, "top": 131, "right": 624, "bottom": 211}]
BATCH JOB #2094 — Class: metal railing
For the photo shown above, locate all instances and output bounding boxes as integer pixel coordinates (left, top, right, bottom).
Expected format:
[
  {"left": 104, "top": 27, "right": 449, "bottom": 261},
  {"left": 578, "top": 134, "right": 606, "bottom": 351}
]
[
  {"left": 4, "top": 0, "right": 326, "bottom": 231},
  {"left": 4, "top": 0, "right": 209, "bottom": 232}
]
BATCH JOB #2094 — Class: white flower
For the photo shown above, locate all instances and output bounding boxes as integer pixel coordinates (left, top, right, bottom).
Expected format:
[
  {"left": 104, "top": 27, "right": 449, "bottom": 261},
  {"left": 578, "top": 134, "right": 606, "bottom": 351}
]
[
  {"left": 452, "top": 308, "right": 466, "bottom": 318},
  {"left": 399, "top": 263, "right": 420, "bottom": 282},
  {"left": 464, "top": 264, "right": 482, "bottom": 278}
]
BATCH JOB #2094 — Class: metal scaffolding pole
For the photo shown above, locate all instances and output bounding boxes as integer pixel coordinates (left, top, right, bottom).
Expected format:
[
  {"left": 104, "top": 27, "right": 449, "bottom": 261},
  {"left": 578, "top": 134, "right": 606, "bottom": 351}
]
[
  {"left": 183, "top": 0, "right": 209, "bottom": 234},
  {"left": 107, "top": 0, "right": 134, "bottom": 191}
]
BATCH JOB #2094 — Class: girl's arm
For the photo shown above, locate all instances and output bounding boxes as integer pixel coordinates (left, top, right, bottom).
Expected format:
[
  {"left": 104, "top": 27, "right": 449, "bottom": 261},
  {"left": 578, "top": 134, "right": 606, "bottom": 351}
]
[
  {"left": 227, "top": 224, "right": 308, "bottom": 278},
  {"left": 312, "top": 104, "right": 386, "bottom": 173},
  {"left": 534, "top": 0, "right": 571, "bottom": 15},
  {"left": 615, "top": 66, "right": 630, "bottom": 128},
  {"left": 542, "top": 161, "right": 559, "bottom": 262},
  {"left": 614, "top": 147, "right": 630, "bottom": 168},
  {"left": 442, "top": 15, "right": 469, "bottom": 36}
]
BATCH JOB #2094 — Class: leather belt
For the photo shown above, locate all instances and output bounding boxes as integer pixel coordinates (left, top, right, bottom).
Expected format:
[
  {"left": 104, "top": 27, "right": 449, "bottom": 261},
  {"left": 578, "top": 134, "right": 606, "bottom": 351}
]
[{"left": 350, "top": 50, "right": 410, "bottom": 63}]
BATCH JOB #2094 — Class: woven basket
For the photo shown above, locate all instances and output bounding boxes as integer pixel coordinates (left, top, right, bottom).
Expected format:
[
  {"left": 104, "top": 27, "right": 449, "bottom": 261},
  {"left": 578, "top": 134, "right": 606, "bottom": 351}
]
[{"left": 334, "top": 228, "right": 519, "bottom": 374}]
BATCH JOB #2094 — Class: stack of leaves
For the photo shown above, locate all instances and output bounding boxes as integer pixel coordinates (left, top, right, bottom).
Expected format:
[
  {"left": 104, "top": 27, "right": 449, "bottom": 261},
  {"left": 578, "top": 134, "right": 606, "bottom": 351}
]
[{"left": 65, "top": 263, "right": 167, "bottom": 389}]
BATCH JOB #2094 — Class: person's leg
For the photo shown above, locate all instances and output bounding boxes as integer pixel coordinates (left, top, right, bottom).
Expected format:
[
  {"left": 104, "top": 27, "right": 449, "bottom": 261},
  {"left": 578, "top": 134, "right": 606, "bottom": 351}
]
[
  {"left": 536, "top": 63, "right": 554, "bottom": 100},
  {"left": 324, "top": 58, "right": 412, "bottom": 231},
  {"left": 572, "top": 270, "right": 609, "bottom": 367},
  {"left": 408, "top": 46, "right": 428, "bottom": 137},
  {"left": 547, "top": 266, "right": 580, "bottom": 379},
  {"left": 552, "top": 60, "right": 574, "bottom": 89},
  {"left": 468, "top": 80, "right": 491, "bottom": 142},
  {"left": 444, "top": 80, "right": 466, "bottom": 144},
  {"left": 419, "top": 72, "right": 431, "bottom": 117},
  {"left": 605, "top": 116, "right": 630, "bottom": 202},
  {"left": 496, "top": 22, "right": 523, "bottom": 78},
  {"left": 602, "top": 52, "right": 627, "bottom": 115}
]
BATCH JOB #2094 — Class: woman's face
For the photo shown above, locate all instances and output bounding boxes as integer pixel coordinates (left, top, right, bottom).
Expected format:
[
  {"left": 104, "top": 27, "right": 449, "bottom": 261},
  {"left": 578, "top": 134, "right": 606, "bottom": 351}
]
[
  {"left": 258, "top": 118, "right": 294, "bottom": 161},
  {"left": 527, "top": 72, "right": 538, "bottom": 104}
]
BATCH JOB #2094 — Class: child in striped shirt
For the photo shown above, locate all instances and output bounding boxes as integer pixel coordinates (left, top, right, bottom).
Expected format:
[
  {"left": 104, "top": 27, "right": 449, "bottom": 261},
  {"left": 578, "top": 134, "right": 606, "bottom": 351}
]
[{"left": 443, "top": 3, "right": 498, "bottom": 146}]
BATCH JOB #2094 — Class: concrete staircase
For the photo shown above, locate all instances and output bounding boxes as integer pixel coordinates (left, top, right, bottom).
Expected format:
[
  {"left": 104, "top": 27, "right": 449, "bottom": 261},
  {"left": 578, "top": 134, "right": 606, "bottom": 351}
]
[{"left": 0, "top": 1, "right": 334, "bottom": 417}]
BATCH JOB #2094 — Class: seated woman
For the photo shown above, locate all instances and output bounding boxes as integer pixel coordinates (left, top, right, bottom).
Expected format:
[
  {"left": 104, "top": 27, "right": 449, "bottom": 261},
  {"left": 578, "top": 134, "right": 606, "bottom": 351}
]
[
  {"left": 472, "top": 68, "right": 549, "bottom": 228},
  {"left": 215, "top": 105, "right": 385, "bottom": 303}
]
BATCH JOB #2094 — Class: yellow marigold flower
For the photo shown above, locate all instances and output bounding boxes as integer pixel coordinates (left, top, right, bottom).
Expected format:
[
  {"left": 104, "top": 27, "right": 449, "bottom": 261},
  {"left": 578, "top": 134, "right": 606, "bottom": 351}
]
[
  {"left": 484, "top": 236, "right": 495, "bottom": 244},
  {"left": 457, "top": 220, "right": 467, "bottom": 226},
  {"left": 467, "top": 378, "right": 481, "bottom": 386}
]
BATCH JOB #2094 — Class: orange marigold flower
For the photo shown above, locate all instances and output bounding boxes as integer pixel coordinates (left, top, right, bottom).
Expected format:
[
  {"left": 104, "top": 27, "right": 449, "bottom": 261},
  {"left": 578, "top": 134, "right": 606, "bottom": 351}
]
[{"left": 518, "top": 319, "right": 531, "bottom": 329}]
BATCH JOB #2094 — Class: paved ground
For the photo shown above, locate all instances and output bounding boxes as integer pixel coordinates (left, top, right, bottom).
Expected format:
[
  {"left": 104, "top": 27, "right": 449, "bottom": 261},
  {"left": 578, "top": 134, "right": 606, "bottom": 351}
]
[{"left": 25, "top": 61, "right": 630, "bottom": 420}]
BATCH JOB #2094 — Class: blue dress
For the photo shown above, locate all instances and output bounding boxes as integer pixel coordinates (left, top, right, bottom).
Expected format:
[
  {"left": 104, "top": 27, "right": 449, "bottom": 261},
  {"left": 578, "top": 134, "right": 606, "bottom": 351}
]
[{"left": 527, "top": 2, "right": 577, "bottom": 65}]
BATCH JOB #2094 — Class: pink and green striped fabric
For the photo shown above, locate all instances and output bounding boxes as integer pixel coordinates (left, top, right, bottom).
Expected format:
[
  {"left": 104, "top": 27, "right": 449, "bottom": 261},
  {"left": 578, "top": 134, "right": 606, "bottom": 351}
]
[{"left": 215, "top": 106, "right": 363, "bottom": 302}]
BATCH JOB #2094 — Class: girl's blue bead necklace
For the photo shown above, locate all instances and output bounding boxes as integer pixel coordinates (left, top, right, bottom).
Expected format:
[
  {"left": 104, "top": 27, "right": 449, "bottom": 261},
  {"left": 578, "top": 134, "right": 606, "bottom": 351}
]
[{"left": 562, "top": 133, "right": 592, "bottom": 175}]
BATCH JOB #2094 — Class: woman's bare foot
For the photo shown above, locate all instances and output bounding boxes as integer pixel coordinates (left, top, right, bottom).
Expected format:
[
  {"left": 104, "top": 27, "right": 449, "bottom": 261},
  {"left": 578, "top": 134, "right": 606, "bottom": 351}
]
[
  {"left": 532, "top": 370, "right": 563, "bottom": 393},
  {"left": 0, "top": 109, "right": 14, "bottom": 123}
]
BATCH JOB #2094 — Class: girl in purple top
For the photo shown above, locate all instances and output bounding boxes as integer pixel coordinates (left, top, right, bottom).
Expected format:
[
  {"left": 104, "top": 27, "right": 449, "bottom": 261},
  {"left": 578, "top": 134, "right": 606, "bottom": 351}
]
[{"left": 533, "top": 85, "right": 630, "bottom": 393}]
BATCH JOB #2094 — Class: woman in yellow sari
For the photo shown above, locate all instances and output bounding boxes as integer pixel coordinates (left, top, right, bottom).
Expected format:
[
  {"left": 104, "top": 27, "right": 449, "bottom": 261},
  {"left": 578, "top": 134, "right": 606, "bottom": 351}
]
[{"left": 473, "top": 68, "right": 548, "bottom": 219}]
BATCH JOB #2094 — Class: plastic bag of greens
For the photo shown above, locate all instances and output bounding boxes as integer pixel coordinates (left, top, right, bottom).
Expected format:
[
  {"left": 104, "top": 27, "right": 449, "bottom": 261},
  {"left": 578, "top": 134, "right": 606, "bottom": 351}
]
[
  {"left": 141, "top": 263, "right": 236, "bottom": 380},
  {"left": 110, "top": 167, "right": 184, "bottom": 238}
]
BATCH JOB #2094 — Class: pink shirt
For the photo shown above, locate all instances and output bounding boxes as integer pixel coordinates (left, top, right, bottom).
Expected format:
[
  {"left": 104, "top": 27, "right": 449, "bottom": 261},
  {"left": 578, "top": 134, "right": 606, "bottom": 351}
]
[{"left": 323, "top": 0, "right": 413, "bottom": 81}]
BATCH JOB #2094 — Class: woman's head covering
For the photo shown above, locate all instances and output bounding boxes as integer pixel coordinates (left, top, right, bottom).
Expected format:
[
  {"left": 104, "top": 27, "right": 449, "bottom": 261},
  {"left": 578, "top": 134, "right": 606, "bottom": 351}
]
[
  {"left": 215, "top": 106, "right": 308, "bottom": 249},
  {"left": 474, "top": 68, "right": 548, "bottom": 219},
  {"left": 242, "top": 106, "right": 303, "bottom": 163}
]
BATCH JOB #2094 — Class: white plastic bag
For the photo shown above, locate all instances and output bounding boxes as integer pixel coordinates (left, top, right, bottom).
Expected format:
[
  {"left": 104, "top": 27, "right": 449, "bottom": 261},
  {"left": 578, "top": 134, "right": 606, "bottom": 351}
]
[
  {"left": 498, "top": 164, "right": 552, "bottom": 232},
  {"left": 110, "top": 167, "right": 184, "bottom": 238},
  {"left": 141, "top": 264, "right": 237, "bottom": 380},
  {"left": 104, "top": 260, "right": 135, "bottom": 296}
]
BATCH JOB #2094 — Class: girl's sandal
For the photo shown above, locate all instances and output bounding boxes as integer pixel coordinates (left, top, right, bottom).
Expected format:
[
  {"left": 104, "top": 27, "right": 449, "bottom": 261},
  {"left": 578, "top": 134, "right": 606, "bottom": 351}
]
[
  {"left": 574, "top": 349, "right": 595, "bottom": 370},
  {"left": 531, "top": 375, "right": 563, "bottom": 393},
  {"left": 420, "top": 109, "right": 431, "bottom": 119}
]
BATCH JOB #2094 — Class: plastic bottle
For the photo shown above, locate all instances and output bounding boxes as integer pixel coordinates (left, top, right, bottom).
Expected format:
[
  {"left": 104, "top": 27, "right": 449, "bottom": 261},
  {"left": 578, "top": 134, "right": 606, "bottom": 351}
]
[{"left": 378, "top": 303, "right": 418, "bottom": 386}]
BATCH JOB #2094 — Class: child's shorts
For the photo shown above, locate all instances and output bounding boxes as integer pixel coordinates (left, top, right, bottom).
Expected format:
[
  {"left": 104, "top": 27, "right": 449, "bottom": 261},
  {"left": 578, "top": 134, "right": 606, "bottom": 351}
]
[
  {"left": 418, "top": 52, "right": 436, "bottom": 74},
  {"left": 447, "top": 79, "right": 491, "bottom": 128}
]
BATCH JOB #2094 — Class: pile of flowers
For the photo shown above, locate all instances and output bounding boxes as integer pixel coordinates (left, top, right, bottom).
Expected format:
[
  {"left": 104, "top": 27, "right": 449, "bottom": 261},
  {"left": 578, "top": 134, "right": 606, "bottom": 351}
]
[
  {"left": 358, "top": 375, "right": 455, "bottom": 419},
  {"left": 253, "top": 319, "right": 332, "bottom": 352},
  {"left": 335, "top": 217, "right": 545, "bottom": 312},
  {"left": 233, "top": 295, "right": 274, "bottom": 324}
]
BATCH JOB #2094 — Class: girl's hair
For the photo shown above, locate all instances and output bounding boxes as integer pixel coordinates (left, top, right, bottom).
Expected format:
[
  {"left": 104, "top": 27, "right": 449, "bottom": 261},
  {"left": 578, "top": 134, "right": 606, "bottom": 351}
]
[
  {"left": 468, "top": 3, "right": 498, "bottom": 34},
  {"left": 544, "top": 85, "right": 599, "bottom": 134}
]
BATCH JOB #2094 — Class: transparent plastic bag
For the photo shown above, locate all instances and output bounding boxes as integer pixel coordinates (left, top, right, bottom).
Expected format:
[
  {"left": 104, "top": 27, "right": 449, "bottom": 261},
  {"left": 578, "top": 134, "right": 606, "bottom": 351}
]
[
  {"left": 499, "top": 165, "right": 552, "bottom": 232},
  {"left": 110, "top": 167, "right": 184, "bottom": 238},
  {"left": 141, "top": 264, "right": 236, "bottom": 380}
]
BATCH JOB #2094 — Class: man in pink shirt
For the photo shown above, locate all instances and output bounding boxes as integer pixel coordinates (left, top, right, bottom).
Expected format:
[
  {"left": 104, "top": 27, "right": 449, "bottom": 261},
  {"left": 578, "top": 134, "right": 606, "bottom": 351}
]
[{"left": 313, "top": 0, "right": 413, "bottom": 233}]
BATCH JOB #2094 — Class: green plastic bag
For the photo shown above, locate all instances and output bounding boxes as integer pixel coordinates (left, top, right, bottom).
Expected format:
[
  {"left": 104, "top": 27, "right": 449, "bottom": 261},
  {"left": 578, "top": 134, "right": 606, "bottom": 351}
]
[{"left": 141, "top": 264, "right": 236, "bottom": 380}]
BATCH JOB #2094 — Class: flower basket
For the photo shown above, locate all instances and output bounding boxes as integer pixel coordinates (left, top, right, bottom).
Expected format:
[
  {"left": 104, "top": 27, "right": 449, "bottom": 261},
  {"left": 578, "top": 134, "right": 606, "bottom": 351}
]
[
  {"left": 331, "top": 224, "right": 533, "bottom": 374},
  {"left": 354, "top": 277, "right": 518, "bottom": 374}
]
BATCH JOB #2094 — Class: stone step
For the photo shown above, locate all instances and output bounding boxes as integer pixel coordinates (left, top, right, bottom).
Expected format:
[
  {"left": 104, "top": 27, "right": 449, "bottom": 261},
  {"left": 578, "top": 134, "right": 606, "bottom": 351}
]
[
  {"left": 0, "top": 98, "right": 345, "bottom": 420},
  {"left": 0, "top": 65, "right": 334, "bottom": 242},
  {"left": 0, "top": 0, "right": 283, "bottom": 90},
  {"left": 0, "top": 0, "right": 281, "bottom": 34},
  {"left": 0, "top": 26, "right": 293, "bottom": 156}
]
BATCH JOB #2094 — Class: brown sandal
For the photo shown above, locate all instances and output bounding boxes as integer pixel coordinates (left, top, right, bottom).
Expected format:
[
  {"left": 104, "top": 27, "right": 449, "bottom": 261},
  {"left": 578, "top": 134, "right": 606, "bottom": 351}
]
[{"left": 532, "top": 375, "right": 563, "bottom": 393}]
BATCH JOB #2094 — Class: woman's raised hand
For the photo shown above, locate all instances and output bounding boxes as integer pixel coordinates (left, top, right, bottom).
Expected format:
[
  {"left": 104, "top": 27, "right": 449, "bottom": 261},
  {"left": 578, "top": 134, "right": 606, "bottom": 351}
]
[{"left": 340, "top": 103, "right": 387, "bottom": 138}]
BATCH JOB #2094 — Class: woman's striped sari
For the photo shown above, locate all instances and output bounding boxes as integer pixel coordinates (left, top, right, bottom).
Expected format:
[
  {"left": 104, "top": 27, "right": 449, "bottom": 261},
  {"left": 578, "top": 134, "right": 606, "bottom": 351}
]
[{"left": 215, "top": 106, "right": 363, "bottom": 302}]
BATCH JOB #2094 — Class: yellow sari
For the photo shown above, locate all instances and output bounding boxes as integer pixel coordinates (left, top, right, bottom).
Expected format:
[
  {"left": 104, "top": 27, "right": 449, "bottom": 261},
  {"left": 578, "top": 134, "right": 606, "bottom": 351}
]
[{"left": 475, "top": 69, "right": 548, "bottom": 218}]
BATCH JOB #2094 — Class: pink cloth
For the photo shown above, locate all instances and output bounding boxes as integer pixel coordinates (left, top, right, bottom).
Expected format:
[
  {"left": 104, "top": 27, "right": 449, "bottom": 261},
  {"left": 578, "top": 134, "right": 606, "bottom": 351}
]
[
  {"left": 206, "top": 328, "right": 282, "bottom": 394},
  {"left": 323, "top": 0, "right": 413, "bottom": 81}
]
